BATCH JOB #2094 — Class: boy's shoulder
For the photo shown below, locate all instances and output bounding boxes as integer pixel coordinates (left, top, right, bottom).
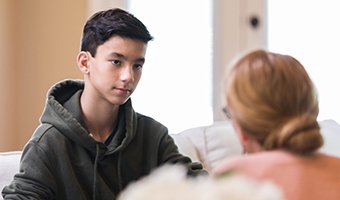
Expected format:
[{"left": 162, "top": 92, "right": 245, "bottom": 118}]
[{"left": 30, "top": 123, "right": 54, "bottom": 142}]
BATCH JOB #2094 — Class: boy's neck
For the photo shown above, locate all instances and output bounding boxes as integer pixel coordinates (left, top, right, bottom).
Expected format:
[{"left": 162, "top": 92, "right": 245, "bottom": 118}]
[
  {"left": 84, "top": 109, "right": 119, "bottom": 142},
  {"left": 80, "top": 91, "right": 120, "bottom": 142}
]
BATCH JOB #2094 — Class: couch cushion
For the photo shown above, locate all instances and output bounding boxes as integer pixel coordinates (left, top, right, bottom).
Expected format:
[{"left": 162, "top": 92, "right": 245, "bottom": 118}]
[
  {"left": 172, "top": 121, "right": 243, "bottom": 171},
  {"left": 170, "top": 133, "right": 200, "bottom": 162}
]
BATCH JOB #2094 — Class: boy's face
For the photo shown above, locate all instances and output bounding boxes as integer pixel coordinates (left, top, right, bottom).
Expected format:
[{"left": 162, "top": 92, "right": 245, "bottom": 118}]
[{"left": 82, "top": 35, "right": 147, "bottom": 106}]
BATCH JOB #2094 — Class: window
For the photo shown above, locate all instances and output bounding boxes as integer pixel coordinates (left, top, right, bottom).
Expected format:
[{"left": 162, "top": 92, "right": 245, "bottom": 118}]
[
  {"left": 128, "top": 0, "right": 213, "bottom": 133},
  {"left": 268, "top": 0, "right": 340, "bottom": 123}
]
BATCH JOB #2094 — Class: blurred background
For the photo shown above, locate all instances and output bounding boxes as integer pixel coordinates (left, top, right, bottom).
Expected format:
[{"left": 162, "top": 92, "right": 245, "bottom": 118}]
[{"left": 1, "top": 0, "right": 339, "bottom": 151}]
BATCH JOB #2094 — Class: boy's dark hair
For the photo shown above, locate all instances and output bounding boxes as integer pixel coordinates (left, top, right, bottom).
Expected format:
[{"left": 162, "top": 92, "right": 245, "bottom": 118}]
[{"left": 80, "top": 8, "right": 153, "bottom": 56}]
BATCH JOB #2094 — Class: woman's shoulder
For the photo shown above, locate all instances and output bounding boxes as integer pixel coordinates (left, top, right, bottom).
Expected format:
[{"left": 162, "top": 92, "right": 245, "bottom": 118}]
[
  {"left": 213, "top": 150, "right": 340, "bottom": 175},
  {"left": 212, "top": 150, "right": 299, "bottom": 174}
]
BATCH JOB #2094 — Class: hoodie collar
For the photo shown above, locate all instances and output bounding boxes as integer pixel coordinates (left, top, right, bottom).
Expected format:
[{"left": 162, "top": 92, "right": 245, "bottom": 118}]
[{"left": 40, "top": 79, "right": 137, "bottom": 154}]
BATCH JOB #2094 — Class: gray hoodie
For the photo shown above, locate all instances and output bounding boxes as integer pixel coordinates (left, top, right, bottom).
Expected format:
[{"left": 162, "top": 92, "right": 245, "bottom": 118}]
[{"left": 2, "top": 80, "right": 205, "bottom": 200}]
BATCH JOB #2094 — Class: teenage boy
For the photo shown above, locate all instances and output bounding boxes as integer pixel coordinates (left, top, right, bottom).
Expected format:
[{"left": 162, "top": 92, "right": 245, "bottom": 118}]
[{"left": 2, "top": 8, "right": 206, "bottom": 200}]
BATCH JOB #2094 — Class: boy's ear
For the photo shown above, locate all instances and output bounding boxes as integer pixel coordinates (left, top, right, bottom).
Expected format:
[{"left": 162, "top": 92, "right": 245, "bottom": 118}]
[{"left": 77, "top": 51, "right": 90, "bottom": 74}]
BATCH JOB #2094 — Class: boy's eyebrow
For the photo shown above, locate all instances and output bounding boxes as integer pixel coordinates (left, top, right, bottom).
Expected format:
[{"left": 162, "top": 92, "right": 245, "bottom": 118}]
[
  {"left": 109, "top": 52, "right": 145, "bottom": 63},
  {"left": 109, "top": 52, "right": 124, "bottom": 58}
]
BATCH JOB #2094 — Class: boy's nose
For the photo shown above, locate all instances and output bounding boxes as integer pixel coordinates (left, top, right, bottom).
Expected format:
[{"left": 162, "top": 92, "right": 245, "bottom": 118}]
[{"left": 120, "top": 65, "right": 133, "bottom": 82}]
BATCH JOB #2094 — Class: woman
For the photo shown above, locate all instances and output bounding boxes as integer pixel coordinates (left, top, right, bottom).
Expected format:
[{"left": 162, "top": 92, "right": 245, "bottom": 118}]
[{"left": 213, "top": 49, "right": 340, "bottom": 200}]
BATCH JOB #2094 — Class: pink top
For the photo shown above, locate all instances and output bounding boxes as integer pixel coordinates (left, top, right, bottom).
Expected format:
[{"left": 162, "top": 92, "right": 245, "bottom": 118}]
[{"left": 213, "top": 150, "right": 340, "bottom": 200}]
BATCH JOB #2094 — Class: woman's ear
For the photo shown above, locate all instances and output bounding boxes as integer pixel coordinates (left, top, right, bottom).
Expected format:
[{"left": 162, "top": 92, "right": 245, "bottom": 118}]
[
  {"left": 232, "top": 120, "right": 251, "bottom": 154},
  {"left": 77, "top": 51, "right": 90, "bottom": 74},
  {"left": 232, "top": 120, "right": 249, "bottom": 143},
  {"left": 232, "top": 120, "right": 263, "bottom": 153}
]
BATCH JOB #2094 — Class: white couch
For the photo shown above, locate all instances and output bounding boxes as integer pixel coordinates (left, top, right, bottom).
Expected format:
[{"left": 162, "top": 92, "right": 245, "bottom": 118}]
[
  {"left": 1, "top": 119, "right": 339, "bottom": 199},
  {"left": 171, "top": 119, "right": 340, "bottom": 172}
]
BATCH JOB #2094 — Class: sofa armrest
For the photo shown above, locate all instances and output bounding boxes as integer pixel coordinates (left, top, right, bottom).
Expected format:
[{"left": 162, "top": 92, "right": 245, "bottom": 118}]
[{"left": 0, "top": 151, "right": 21, "bottom": 197}]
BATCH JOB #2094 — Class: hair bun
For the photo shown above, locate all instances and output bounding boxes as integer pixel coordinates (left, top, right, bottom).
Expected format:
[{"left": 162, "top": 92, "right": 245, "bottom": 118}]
[{"left": 264, "top": 115, "right": 323, "bottom": 154}]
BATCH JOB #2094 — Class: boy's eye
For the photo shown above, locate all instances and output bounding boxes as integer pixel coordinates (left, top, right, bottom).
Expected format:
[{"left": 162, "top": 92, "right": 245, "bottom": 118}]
[
  {"left": 111, "top": 60, "right": 121, "bottom": 65},
  {"left": 133, "top": 63, "right": 143, "bottom": 69}
]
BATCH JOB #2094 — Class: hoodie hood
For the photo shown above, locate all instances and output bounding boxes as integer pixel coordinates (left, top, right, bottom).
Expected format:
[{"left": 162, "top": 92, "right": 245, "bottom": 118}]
[{"left": 39, "top": 79, "right": 137, "bottom": 154}]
